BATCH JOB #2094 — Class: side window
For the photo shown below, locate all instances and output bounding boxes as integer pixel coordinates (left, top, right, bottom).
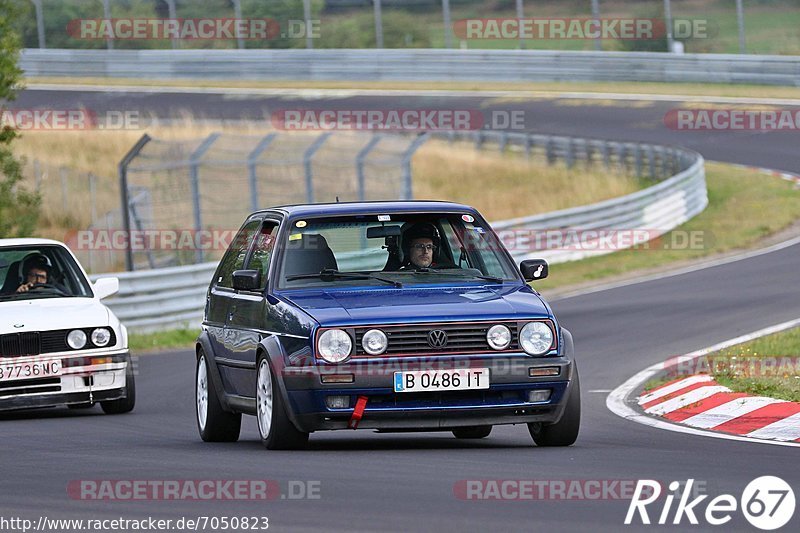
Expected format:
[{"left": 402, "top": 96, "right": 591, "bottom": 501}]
[
  {"left": 215, "top": 220, "right": 260, "bottom": 288},
  {"left": 246, "top": 221, "right": 278, "bottom": 290}
]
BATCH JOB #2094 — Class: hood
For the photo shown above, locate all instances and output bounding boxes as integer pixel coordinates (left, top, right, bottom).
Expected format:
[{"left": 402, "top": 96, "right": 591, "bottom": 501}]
[
  {"left": 0, "top": 298, "right": 109, "bottom": 334},
  {"left": 277, "top": 284, "right": 551, "bottom": 327}
]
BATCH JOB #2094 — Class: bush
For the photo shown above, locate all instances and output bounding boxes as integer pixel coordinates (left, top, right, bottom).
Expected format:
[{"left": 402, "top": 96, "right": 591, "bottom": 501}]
[
  {"left": 0, "top": 0, "right": 40, "bottom": 238},
  {"left": 318, "top": 10, "right": 432, "bottom": 48}
]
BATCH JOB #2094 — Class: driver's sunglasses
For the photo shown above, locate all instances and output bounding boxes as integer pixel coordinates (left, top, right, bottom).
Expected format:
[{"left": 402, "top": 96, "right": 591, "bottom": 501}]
[
  {"left": 411, "top": 244, "right": 437, "bottom": 252},
  {"left": 27, "top": 272, "right": 48, "bottom": 282}
]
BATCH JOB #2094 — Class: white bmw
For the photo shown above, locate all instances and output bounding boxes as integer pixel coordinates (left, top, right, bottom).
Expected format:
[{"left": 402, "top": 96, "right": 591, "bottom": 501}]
[{"left": 0, "top": 238, "right": 134, "bottom": 414}]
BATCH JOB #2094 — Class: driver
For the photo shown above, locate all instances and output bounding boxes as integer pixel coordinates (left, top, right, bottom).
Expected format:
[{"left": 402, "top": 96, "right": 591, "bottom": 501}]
[
  {"left": 14, "top": 254, "right": 62, "bottom": 294},
  {"left": 399, "top": 223, "right": 448, "bottom": 270}
]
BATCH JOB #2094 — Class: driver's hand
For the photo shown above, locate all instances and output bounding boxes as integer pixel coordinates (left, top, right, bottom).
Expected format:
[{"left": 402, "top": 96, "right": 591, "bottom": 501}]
[{"left": 16, "top": 282, "right": 33, "bottom": 293}]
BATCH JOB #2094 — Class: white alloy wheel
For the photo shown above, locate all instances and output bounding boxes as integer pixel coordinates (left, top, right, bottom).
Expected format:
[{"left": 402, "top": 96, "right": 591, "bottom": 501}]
[
  {"left": 257, "top": 359, "right": 274, "bottom": 439},
  {"left": 196, "top": 356, "right": 209, "bottom": 430}
]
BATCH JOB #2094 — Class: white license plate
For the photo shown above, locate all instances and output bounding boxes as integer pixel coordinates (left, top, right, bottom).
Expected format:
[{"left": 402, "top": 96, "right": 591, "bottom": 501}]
[
  {"left": 394, "top": 368, "right": 490, "bottom": 393},
  {"left": 0, "top": 360, "right": 62, "bottom": 382}
]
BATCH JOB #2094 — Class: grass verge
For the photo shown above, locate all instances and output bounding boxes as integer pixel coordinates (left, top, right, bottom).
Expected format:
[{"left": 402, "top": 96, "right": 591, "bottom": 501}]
[
  {"left": 128, "top": 328, "right": 198, "bottom": 353},
  {"left": 24, "top": 77, "right": 800, "bottom": 101},
  {"left": 535, "top": 162, "right": 800, "bottom": 293}
]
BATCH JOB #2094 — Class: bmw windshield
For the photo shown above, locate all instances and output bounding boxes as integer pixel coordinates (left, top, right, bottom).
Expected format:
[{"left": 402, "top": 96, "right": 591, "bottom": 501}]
[
  {"left": 0, "top": 245, "right": 93, "bottom": 300},
  {"left": 277, "top": 213, "right": 520, "bottom": 289}
]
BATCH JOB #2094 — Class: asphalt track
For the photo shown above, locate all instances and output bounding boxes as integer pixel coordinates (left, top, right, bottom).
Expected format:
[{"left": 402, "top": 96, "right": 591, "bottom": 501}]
[{"left": 2, "top": 88, "right": 799, "bottom": 532}]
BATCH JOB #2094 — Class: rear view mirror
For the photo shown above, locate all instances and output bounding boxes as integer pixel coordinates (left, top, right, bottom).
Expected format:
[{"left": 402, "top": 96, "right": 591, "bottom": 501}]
[
  {"left": 520, "top": 259, "right": 548, "bottom": 281},
  {"left": 232, "top": 270, "right": 261, "bottom": 291},
  {"left": 367, "top": 225, "right": 401, "bottom": 239}
]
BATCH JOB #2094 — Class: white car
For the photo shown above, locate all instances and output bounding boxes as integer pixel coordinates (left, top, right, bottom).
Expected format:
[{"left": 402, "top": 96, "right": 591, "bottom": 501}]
[{"left": 0, "top": 238, "right": 134, "bottom": 414}]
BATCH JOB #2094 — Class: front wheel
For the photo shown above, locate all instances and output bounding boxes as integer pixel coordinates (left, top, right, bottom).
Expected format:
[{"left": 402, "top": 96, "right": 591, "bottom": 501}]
[
  {"left": 256, "top": 355, "right": 309, "bottom": 450},
  {"left": 195, "top": 351, "right": 241, "bottom": 442},
  {"left": 528, "top": 365, "right": 581, "bottom": 447},
  {"left": 100, "top": 356, "right": 136, "bottom": 415},
  {"left": 452, "top": 426, "right": 492, "bottom": 439}
]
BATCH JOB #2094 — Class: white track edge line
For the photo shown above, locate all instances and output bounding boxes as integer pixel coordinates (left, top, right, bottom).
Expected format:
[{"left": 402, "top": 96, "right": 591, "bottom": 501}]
[{"left": 606, "top": 317, "right": 800, "bottom": 448}]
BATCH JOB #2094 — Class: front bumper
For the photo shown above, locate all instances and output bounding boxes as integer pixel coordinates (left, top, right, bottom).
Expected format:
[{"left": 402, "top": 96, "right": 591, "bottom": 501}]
[
  {"left": 280, "top": 353, "right": 574, "bottom": 432},
  {"left": 0, "top": 350, "right": 130, "bottom": 411}
]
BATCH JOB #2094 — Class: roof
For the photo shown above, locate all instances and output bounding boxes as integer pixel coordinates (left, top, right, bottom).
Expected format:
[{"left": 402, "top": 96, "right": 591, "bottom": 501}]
[
  {"left": 260, "top": 200, "right": 478, "bottom": 218},
  {"left": 0, "top": 238, "right": 66, "bottom": 247}
]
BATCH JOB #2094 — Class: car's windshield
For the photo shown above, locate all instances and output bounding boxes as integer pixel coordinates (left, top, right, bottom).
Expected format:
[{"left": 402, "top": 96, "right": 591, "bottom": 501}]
[
  {"left": 0, "top": 245, "right": 93, "bottom": 301},
  {"left": 277, "top": 213, "right": 519, "bottom": 289}
]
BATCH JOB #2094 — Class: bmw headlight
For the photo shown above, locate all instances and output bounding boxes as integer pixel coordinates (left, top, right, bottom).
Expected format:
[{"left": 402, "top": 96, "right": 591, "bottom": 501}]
[
  {"left": 519, "top": 322, "right": 554, "bottom": 356},
  {"left": 67, "top": 329, "right": 87, "bottom": 350},
  {"left": 362, "top": 329, "right": 388, "bottom": 355},
  {"left": 486, "top": 324, "right": 511, "bottom": 350},
  {"left": 91, "top": 328, "right": 112, "bottom": 347},
  {"left": 317, "top": 329, "right": 352, "bottom": 363}
]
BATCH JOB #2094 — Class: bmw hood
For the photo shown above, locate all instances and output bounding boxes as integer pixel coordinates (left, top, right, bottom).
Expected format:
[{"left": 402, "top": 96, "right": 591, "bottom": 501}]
[
  {"left": 0, "top": 298, "right": 109, "bottom": 335},
  {"left": 277, "top": 284, "right": 552, "bottom": 327}
]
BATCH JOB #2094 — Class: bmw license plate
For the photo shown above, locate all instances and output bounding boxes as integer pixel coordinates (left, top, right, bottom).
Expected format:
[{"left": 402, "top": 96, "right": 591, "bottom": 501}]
[
  {"left": 394, "top": 368, "right": 490, "bottom": 393},
  {"left": 0, "top": 360, "right": 62, "bottom": 382}
]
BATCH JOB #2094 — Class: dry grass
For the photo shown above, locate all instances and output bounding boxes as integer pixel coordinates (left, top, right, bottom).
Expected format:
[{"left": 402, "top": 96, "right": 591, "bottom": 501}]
[
  {"left": 13, "top": 123, "right": 641, "bottom": 241},
  {"left": 413, "top": 139, "right": 642, "bottom": 220}
]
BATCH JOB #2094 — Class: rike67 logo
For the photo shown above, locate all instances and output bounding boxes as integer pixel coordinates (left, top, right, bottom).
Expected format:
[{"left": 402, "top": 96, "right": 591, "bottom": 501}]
[{"left": 625, "top": 477, "right": 795, "bottom": 530}]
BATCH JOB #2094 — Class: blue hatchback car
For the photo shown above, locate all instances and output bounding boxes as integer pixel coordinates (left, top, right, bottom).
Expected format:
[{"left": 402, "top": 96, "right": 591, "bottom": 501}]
[{"left": 195, "top": 201, "right": 579, "bottom": 449}]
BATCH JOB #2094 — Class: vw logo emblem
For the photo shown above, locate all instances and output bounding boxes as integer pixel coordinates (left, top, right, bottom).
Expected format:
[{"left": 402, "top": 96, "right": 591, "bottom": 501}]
[
  {"left": 13, "top": 324, "right": 24, "bottom": 329},
  {"left": 427, "top": 329, "right": 448, "bottom": 348}
]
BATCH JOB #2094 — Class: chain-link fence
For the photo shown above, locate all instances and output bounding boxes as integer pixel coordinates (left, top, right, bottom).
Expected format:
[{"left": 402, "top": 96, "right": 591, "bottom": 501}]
[{"left": 117, "top": 131, "right": 428, "bottom": 271}]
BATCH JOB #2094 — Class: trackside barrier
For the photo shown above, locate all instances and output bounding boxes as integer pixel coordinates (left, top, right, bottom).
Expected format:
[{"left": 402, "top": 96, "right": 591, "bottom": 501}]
[{"left": 20, "top": 49, "right": 800, "bottom": 86}]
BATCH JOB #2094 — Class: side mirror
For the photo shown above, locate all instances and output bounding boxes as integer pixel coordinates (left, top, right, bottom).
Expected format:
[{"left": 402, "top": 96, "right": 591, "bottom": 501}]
[
  {"left": 232, "top": 269, "right": 261, "bottom": 291},
  {"left": 520, "top": 259, "right": 548, "bottom": 281},
  {"left": 93, "top": 277, "right": 119, "bottom": 300}
]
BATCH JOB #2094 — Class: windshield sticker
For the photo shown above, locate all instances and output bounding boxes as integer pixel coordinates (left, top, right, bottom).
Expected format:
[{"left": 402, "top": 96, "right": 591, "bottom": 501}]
[
  {"left": 462, "top": 214, "right": 475, "bottom": 223},
  {"left": 296, "top": 220, "right": 307, "bottom": 228},
  {"left": 289, "top": 233, "right": 302, "bottom": 241},
  {"left": 378, "top": 215, "right": 391, "bottom": 221}
]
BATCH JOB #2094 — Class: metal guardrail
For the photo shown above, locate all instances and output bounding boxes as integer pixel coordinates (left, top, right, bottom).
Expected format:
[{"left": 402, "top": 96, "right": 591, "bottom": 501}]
[
  {"left": 91, "top": 132, "right": 706, "bottom": 333},
  {"left": 20, "top": 48, "right": 800, "bottom": 86}
]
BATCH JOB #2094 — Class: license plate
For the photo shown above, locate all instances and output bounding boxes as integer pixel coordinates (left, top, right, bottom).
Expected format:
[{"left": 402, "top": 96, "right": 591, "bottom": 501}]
[
  {"left": 394, "top": 368, "right": 490, "bottom": 393},
  {"left": 0, "top": 360, "right": 62, "bottom": 382}
]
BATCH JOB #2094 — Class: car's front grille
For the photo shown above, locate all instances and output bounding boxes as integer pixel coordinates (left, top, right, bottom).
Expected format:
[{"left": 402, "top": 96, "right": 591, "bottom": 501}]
[
  {"left": 353, "top": 321, "right": 520, "bottom": 357},
  {"left": 0, "top": 377, "right": 61, "bottom": 397},
  {"left": 0, "top": 329, "right": 116, "bottom": 357}
]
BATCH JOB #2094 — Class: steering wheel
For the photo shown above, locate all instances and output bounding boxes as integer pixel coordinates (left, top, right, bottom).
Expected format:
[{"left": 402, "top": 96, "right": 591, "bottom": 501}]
[{"left": 26, "top": 283, "right": 69, "bottom": 296}]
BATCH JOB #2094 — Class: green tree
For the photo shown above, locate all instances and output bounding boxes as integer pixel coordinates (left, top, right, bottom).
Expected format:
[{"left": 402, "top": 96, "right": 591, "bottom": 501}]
[{"left": 0, "top": 0, "right": 40, "bottom": 238}]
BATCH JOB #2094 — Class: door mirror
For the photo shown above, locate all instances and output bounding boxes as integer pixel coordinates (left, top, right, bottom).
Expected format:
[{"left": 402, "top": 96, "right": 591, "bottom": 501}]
[
  {"left": 520, "top": 259, "right": 548, "bottom": 281},
  {"left": 232, "top": 270, "right": 261, "bottom": 291},
  {"left": 93, "top": 277, "right": 119, "bottom": 299}
]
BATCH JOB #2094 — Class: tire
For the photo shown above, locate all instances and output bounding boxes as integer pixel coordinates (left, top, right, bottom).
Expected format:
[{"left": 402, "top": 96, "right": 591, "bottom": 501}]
[
  {"left": 100, "top": 356, "right": 136, "bottom": 415},
  {"left": 528, "top": 365, "right": 581, "bottom": 447},
  {"left": 195, "top": 351, "right": 241, "bottom": 442},
  {"left": 256, "top": 355, "right": 309, "bottom": 450},
  {"left": 452, "top": 425, "right": 492, "bottom": 439}
]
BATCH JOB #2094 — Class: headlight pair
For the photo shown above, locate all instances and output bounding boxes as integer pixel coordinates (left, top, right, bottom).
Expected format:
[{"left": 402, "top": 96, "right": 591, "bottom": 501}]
[
  {"left": 317, "top": 328, "right": 388, "bottom": 363},
  {"left": 67, "top": 328, "right": 112, "bottom": 350}
]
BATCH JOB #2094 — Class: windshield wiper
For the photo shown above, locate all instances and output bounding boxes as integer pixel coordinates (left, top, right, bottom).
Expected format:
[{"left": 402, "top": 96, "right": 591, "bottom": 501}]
[
  {"left": 286, "top": 269, "right": 403, "bottom": 288},
  {"left": 394, "top": 267, "right": 504, "bottom": 284}
]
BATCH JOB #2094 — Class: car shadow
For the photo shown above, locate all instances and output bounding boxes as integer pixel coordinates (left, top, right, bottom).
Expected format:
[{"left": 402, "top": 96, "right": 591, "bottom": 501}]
[{"left": 0, "top": 406, "right": 102, "bottom": 421}]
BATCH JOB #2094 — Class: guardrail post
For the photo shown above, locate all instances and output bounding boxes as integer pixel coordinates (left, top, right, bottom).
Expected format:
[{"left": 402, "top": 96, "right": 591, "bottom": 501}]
[
  {"left": 524, "top": 134, "right": 533, "bottom": 159},
  {"left": 498, "top": 132, "right": 508, "bottom": 153},
  {"left": 584, "top": 140, "right": 593, "bottom": 169},
  {"left": 546, "top": 138, "right": 555, "bottom": 165},
  {"left": 401, "top": 133, "right": 430, "bottom": 200},
  {"left": 118, "top": 134, "right": 152, "bottom": 272},
  {"left": 357, "top": 135, "right": 382, "bottom": 202},
  {"left": 232, "top": 0, "right": 245, "bottom": 50},
  {"left": 602, "top": 142, "right": 610, "bottom": 170},
  {"left": 189, "top": 133, "right": 220, "bottom": 264},
  {"left": 566, "top": 138, "right": 575, "bottom": 169},
  {"left": 166, "top": 0, "right": 179, "bottom": 49},
  {"left": 31, "top": 0, "right": 45, "bottom": 48},
  {"left": 647, "top": 146, "right": 657, "bottom": 179},
  {"left": 304, "top": 132, "right": 332, "bottom": 203},
  {"left": 474, "top": 130, "right": 484, "bottom": 150},
  {"left": 248, "top": 133, "right": 277, "bottom": 213},
  {"left": 634, "top": 144, "right": 643, "bottom": 177}
]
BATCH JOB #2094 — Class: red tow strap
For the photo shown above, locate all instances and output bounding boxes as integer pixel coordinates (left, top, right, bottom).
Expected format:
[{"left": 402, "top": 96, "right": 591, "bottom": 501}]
[{"left": 348, "top": 395, "right": 369, "bottom": 429}]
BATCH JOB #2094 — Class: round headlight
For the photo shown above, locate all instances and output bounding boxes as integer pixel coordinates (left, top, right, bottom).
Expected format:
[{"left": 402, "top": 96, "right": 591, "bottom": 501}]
[
  {"left": 317, "top": 329, "right": 352, "bottom": 363},
  {"left": 519, "top": 322, "right": 554, "bottom": 356},
  {"left": 362, "top": 329, "right": 388, "bottom": 355},
  {"left": 486, "top": 324, "right": 511, "bottom": 350},
  {"left": 67, "top": 329, "right": 87, "bottom": 350},
  {"left": 91, "top": 328, "right": 112, "bottom": 347}
]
